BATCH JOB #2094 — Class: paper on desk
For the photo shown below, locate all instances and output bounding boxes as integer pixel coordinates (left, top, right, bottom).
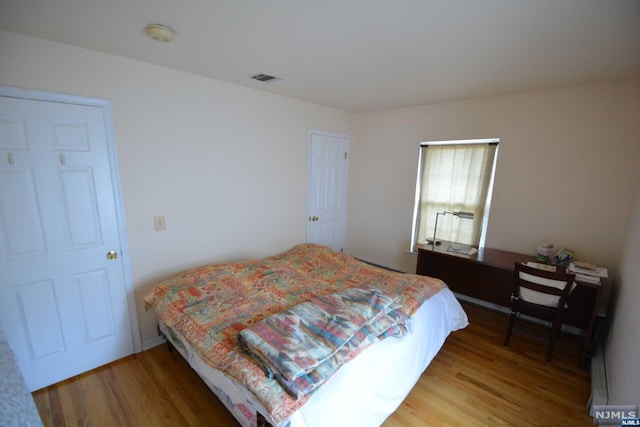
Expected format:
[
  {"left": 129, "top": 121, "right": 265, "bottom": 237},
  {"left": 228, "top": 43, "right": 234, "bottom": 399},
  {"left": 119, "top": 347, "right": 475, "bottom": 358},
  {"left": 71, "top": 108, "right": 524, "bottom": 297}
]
[
  {"left": 447, "top": 244, "right": 478, "bottom": 255},
  {"left": 569, "top": 262, "right": 608, "bottom": 278},
  {"left": 574, "top": 273, "right": 601, "bottom": 284},
  {"left": 525, "top": 262, "right": 556, "bottom": 272}
]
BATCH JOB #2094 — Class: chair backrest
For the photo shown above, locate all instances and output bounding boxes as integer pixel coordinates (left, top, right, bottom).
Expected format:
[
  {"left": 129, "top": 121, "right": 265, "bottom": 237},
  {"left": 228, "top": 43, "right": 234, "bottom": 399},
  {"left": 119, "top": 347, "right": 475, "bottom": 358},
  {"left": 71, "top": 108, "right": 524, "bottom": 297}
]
[{"left": 513, "top": 263, "right": 576, "bottom": 308}]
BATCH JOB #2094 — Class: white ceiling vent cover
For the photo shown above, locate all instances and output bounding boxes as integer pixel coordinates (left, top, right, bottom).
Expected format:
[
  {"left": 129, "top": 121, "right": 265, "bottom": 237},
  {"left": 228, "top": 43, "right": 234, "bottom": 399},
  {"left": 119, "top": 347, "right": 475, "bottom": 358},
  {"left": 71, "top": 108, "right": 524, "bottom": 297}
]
[{"left": 250, "top": 73, "right": 281, "bottom": 83}]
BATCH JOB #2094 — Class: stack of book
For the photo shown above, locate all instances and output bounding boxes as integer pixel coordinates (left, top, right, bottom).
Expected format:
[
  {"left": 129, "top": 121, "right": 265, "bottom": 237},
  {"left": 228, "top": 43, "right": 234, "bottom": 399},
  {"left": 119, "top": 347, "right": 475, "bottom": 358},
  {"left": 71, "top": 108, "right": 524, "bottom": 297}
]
[{"left": 568, "top": 262, "right": 608, "bottom": 284}]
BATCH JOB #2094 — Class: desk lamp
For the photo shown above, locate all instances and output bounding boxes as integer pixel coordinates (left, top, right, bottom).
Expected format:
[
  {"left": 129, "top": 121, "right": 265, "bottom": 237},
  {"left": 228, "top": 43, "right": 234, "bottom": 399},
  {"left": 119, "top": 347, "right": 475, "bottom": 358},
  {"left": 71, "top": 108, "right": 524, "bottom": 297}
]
[{"left": 426, "top": 211, "right": 474, "bottom": 245}]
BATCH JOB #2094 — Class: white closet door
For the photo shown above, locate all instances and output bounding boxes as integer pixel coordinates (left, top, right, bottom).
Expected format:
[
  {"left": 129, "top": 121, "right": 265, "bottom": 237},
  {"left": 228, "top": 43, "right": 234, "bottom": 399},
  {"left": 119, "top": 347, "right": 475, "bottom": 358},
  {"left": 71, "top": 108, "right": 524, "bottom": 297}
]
[
  {"left": 0, "top": 95, "right": 134, "bottom": 391},
  {"left": 307, "top": 130, "right": 349, "bottom": 253}
]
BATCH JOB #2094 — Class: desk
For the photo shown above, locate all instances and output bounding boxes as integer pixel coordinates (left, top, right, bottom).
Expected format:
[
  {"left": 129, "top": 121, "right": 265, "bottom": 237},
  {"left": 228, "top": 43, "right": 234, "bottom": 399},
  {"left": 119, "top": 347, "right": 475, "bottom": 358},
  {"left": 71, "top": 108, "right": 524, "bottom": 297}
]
[{"left": 416, "top": 242, "right": 602, "bottom": 365}]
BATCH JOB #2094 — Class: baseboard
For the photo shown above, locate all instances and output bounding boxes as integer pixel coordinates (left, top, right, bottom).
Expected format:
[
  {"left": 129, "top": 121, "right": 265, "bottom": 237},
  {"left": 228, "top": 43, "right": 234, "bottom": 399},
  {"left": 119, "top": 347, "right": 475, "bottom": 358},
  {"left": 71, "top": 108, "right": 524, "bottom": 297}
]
[
  {"left": 454, "top": 293, "right": 584, "bottom": 336},
  {"left": 455, "top": 293, "right": 510, "bottom": 314},
  {"left": 588, "top": 343, "right": 608, "bottom": 417},
  {"left": 142, "top": 334, "right": 166, "bottom": 352}
]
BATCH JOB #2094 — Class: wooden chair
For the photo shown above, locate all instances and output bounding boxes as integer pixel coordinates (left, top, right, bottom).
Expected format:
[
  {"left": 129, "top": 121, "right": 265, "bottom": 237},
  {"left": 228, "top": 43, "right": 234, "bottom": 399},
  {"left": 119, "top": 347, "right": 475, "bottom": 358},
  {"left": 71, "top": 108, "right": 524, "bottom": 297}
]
[{"left": 503, "top": 262, "right": 576, "bottom": 362}]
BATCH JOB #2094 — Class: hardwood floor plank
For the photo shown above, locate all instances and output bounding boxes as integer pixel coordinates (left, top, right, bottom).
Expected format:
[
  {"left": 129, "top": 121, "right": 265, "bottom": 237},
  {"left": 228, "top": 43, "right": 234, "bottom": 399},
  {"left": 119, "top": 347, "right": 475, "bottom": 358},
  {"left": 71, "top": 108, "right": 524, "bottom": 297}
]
[
  {"left": 79, "top": 367, "right": 119, "bottom": 426},
  {"left": 55, "top": 380, "right": 81, "bottom": 427},
  {"left": 100, "top": 357, "right": 164, "bottom": 426},
  {"left": 32, "top": 389, "right": 51, "bottom": 426},
  {"left": 32, "top": 302, "right": 593, "bottom": 426},
  {"left": 67, "top": 378, "right": 89, "bottom": 426},
  {"left": 47, "top": 387, "right": 65, "bottom": 427}
]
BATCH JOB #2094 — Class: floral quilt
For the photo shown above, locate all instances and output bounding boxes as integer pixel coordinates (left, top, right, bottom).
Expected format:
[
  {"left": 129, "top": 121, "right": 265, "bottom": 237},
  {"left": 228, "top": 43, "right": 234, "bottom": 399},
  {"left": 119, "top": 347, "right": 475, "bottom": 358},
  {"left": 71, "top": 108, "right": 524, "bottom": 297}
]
[{"left": 144, "top": 244, "right": 445, "bottom": 425}]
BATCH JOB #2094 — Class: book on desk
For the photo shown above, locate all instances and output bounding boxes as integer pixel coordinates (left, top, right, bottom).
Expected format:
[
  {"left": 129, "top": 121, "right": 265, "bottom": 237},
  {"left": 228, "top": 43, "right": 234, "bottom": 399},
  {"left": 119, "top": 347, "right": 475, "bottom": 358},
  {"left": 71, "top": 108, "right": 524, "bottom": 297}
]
[{"left": 568, "top": 262, "right": 608, "bottom": 285}]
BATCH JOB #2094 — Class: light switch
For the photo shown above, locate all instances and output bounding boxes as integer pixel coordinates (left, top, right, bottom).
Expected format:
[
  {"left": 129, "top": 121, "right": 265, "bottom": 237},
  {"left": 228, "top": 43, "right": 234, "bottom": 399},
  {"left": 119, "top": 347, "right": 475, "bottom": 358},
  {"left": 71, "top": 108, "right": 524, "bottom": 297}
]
[{"left": 153, "top": 215, "right": 166, "bottom": 231}]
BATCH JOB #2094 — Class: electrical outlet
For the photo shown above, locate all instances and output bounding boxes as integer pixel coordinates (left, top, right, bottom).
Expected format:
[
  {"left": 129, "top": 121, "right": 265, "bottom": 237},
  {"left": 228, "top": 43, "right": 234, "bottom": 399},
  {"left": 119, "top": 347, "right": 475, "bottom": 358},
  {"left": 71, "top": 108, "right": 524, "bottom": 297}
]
[{"left": 153, "top": 215, "right": 166, "bottom": 231}]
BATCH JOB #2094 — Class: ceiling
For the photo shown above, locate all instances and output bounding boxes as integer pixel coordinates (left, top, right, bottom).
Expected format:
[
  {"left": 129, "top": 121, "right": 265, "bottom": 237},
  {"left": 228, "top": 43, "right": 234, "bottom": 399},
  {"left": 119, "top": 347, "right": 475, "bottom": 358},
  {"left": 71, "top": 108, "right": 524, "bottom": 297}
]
[{"left": 1, "top": 0, "right": 639, "bottom": 113}]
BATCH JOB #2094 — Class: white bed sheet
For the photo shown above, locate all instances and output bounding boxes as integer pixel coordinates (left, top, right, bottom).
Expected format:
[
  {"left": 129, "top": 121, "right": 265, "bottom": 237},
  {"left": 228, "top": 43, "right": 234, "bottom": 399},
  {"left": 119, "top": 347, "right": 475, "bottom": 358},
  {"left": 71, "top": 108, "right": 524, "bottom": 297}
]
[{"left": 161, "top": 288, "right": 468, "bottom": 427}]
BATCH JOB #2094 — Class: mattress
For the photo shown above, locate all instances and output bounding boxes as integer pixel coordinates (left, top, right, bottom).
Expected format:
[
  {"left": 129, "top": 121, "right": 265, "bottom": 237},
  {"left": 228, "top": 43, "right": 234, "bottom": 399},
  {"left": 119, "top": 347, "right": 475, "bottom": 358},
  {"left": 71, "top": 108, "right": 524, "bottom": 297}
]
[
  {"left": 160, "top": 287, "right": 467, "bottom": 427},
  {"left": 146, "top": 244, "right": 468, "bottom": 426}
]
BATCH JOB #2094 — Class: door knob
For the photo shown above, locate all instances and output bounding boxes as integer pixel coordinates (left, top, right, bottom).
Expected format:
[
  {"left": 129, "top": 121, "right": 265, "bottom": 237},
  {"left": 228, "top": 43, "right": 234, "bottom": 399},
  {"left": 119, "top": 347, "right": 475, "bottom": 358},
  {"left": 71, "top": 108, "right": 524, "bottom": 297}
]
[
  {"left": 309, "top": 216, "right": 319, "bottom": 221},
  {"left": 106, "top": 250, "right": 118, "bottom": 260}
]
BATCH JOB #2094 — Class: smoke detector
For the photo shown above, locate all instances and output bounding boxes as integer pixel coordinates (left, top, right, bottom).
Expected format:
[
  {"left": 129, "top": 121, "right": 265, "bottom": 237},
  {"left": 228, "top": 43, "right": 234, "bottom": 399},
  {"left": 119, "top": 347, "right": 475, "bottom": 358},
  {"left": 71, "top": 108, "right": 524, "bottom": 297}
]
[{"left": 145, "top": 24, "right": 175, "bottom": 42}]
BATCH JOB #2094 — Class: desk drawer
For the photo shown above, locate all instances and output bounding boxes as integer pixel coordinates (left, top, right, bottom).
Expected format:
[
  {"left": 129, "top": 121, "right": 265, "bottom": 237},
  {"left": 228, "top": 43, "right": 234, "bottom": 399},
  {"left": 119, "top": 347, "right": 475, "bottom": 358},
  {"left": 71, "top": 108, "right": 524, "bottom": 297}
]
[{"left": 417, "top": 252, "right": 511, "bottom": 306}]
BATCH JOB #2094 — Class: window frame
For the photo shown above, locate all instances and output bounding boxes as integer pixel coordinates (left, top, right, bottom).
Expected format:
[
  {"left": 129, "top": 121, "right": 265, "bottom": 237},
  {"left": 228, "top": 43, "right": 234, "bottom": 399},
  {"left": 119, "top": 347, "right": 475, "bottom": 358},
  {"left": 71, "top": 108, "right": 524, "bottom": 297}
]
[{"left": 410, "top": 138, "right": 500, "bottom": 252}]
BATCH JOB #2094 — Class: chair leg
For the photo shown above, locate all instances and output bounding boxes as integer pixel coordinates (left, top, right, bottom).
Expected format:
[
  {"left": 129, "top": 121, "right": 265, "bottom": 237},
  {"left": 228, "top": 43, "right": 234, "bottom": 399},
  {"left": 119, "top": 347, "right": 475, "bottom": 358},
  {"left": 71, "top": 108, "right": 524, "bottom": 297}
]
[
  {"left": 546, "top": 336, "right": 556, "bottom": 363},
  {"left": 504, "top": 311, "right": 516, "bottom": 347},
  {"left": 547, "top": 320, "right": 563, "bottom": 363},
  {"left": 547, "top": 311, "right": 567, "bottom": 362}
]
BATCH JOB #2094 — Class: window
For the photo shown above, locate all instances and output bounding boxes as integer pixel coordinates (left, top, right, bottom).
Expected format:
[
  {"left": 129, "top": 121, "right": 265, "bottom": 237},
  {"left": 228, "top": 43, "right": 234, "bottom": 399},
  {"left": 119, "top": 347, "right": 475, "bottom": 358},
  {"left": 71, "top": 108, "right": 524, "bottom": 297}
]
[{"left": 411, "top": 139, "right": 499, "bottom": 250}]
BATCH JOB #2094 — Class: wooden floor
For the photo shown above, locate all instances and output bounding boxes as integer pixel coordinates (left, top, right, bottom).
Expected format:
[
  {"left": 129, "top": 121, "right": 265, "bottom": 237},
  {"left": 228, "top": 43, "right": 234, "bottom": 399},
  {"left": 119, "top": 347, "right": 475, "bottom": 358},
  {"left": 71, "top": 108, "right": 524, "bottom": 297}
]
[{"left": 32, "top": 302, "right": 593, "bottom": 426}]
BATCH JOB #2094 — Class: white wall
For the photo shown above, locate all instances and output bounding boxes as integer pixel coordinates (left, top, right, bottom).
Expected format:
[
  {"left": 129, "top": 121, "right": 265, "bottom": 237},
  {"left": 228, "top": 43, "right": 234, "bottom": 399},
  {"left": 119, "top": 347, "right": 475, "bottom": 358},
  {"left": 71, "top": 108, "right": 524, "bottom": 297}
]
[
  {"left": 349, "top": 80, "right": 640, "bottom": 410},
  {"left": 0, "top": 31, "right": 359, "bottom": 346},
  {"left": 606, "top": 173, "right": 640, "bottom": 408},
  {"left": 349, "top": 80, "right": 640, "bottom": 276}
]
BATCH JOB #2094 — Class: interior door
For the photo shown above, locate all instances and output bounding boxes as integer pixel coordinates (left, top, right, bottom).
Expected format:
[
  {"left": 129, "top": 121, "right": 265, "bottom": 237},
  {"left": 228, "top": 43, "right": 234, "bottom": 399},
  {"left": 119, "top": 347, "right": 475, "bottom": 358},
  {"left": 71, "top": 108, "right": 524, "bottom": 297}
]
[
  {"left": 0, "top": 94, "right": 134, "bottom": 391},
  {"left": 307, "top": 130, "right": 349, "bottom": 252}
]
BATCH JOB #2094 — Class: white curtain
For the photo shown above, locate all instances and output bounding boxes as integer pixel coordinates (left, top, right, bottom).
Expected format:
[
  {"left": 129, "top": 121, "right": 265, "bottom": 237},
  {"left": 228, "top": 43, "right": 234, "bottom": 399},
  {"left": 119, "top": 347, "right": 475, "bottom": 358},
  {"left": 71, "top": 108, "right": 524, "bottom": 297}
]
[{"left": 416, "top": 143, "right": 497, "bottom": 246}]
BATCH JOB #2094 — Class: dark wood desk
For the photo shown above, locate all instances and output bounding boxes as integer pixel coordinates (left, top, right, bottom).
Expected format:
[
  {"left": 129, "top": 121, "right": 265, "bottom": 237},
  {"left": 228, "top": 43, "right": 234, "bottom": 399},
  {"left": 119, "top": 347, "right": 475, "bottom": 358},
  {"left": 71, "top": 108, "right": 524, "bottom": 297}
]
[{"left": 416, "top": 242, "right": 602, "bottom": 365}]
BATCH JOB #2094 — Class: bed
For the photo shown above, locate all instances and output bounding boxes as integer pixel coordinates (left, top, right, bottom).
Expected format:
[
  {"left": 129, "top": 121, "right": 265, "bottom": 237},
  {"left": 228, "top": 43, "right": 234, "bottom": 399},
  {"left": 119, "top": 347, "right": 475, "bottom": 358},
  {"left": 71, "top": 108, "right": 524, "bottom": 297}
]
[{"left": 145, "top": 244, "right": 468, "bottom": 427}]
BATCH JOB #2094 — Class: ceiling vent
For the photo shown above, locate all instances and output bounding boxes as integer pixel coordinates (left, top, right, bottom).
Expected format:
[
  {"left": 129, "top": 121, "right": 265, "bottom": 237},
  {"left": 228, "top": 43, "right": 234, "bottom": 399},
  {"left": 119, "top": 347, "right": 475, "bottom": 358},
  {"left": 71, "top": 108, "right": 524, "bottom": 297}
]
[{"left": 250, "top": 73, "right": 281, "bottom": 83}]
